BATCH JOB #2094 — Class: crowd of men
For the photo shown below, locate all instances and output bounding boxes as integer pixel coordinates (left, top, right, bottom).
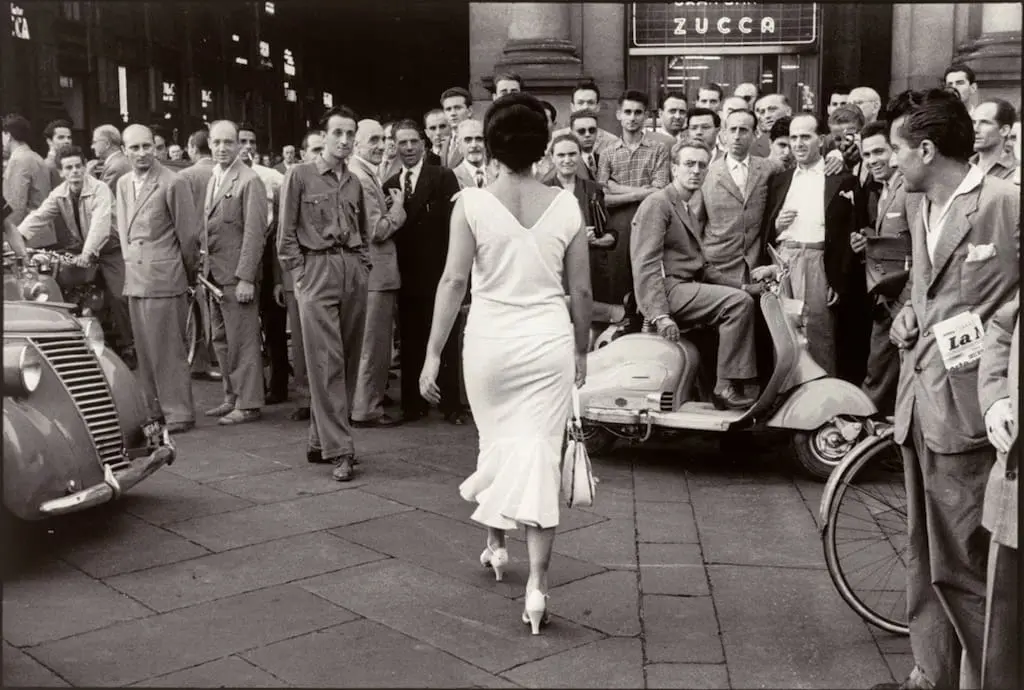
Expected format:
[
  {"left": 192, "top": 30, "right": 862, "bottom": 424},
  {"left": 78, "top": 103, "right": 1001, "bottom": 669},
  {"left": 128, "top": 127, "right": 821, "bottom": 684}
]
[{"left": 2, "top": 60, "right": 1020, "bottom": 688}]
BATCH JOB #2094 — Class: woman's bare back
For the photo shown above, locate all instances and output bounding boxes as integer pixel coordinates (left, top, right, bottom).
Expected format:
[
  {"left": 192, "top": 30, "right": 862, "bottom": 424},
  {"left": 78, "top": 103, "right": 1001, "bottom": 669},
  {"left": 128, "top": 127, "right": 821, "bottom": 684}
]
[{"left": 486, "top": 178, "right": 563, "bottom": 230}]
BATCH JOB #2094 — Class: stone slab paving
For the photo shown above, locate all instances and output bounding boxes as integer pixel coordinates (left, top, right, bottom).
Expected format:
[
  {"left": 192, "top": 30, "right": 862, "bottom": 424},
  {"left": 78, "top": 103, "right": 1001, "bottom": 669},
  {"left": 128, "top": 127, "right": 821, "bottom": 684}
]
[{"left": 2, "top": 379, "right": 909, "bottom": 688}]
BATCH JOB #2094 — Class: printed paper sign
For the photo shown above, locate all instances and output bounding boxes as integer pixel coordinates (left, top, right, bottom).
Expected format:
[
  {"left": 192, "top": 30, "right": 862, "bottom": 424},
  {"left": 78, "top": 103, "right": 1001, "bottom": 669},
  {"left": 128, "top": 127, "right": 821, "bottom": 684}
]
[{"left": 934, "top": 311, "right": 985, "bottom": 371}]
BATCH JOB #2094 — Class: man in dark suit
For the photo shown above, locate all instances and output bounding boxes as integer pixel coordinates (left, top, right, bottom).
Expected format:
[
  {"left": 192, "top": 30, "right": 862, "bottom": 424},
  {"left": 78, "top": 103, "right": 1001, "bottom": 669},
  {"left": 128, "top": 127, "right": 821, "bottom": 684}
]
[
  {"left": 201, "top": 120, "right": 269, "bottom": 426},
  {"left": 882, "top": 88, "right": 1020, "bottom": 690},
  {"left": 762, "top": 112, "right": 870, "bottom": 384},
  {"left": 382, "top": 119, "right": 464, "bottom": 424},
  {"left": 849, "top": 120, "right": 920, "bottom": 415}
]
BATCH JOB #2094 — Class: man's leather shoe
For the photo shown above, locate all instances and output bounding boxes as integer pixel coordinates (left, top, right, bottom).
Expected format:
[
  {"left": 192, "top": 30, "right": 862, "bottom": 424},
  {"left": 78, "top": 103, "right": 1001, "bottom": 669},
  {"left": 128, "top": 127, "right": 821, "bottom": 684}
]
[
  {"left": 167, "top": 421, "right": 195, "bottom": 434},
  {"left": 308, "top": 447, "right": 359, "bottom": 466},
  {"left": 289, "top": 406, "right": 311, "bottom": 421},
  {"left": 332, "top": 456, "right": 355, "bottom": 482},
  {"left": 218, "top": 409, "right": 261, "bottom": 425},
  {"left": 712, "top": 384, "right": 756, "bottom": 410},
  {"left": 352, "top": 414, "right": 402, "bottom": 428},
  {"left": 443, "top": 410, "right": 469, "bottom": 426},
  {"left": 205, "top": 401, "right": 236, "bottom": 418}
]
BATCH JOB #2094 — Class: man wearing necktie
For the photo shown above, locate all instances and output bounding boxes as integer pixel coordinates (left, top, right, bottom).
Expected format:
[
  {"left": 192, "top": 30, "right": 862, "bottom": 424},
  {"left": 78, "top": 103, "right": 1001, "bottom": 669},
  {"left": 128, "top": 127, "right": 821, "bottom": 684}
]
[
  {"left": 381, "top": 120, "right": 464, "bottom": 424},
  {"left": 439, "top": 87, "right": 473, "bottom": 169},
  {"left": 201, "top": 120, "right": 270, "bottom": 426},
  {"left": 115, "top": 124, "right": 200, "bottom": 433},
  {"left": 849, "top": 120, "right": 920, "bottom": 416},
  {"left": 567, "top": 109, "right": 602, "bottom": 182},
  {"left": 451, "top": 120, "right": 491, "bottom": 190},
  {"left": 277, "top": 105, "right": 371, "bottom": 481}
]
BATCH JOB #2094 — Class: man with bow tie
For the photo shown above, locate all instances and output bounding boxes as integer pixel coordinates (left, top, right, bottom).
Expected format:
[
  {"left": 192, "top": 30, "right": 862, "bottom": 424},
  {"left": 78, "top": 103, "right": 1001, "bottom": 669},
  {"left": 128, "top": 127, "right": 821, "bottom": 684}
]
[
  {"left": 201, "top": 120, "right": 270, "bottom": 426},
  {"left": 115, "top": 124, "right": 200, "bottom": 433}
]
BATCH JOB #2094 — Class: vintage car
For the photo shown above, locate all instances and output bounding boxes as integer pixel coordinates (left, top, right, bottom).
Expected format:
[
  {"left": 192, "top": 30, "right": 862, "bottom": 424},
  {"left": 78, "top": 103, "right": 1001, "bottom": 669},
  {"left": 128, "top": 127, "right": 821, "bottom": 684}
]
[{"left": 3, "top": 295, "right": 176, "bottom": 525}]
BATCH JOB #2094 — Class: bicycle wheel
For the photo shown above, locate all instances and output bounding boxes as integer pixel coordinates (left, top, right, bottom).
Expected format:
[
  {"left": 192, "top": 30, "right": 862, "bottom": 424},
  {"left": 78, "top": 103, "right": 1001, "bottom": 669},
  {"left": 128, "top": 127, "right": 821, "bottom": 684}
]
[
  {"left": 822, "top": 433, "right": 909, "bottom": 636},
  {"left": 184, "top": 293, "right": 200, "bottom": 367}
]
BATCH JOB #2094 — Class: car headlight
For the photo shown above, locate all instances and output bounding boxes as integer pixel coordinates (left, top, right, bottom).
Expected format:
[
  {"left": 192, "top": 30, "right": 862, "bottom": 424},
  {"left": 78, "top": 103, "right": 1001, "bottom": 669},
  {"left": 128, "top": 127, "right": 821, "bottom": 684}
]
[
  {"left": 3, "top": 342, "right": 43, "bottom": 396},
  {"left": 77, "top": 317, "right": 106, "bottom": 357}
]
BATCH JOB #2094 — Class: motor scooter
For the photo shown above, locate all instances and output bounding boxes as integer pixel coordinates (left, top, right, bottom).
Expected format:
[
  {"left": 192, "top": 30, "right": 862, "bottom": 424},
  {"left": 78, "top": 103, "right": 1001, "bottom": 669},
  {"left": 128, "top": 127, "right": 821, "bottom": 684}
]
[{"left": 578, "top": 252, "right": 879, "bottom": 481}]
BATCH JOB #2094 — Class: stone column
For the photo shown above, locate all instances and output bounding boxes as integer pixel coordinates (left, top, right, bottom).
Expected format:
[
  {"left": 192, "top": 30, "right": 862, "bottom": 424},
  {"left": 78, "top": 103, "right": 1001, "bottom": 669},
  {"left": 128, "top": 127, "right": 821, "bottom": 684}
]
[
  {"left": 484, "top": 3, "right": 585, "bottom": 95},
  {"left": 956, "top": 3, "right": 1021, "bottom": 107}
]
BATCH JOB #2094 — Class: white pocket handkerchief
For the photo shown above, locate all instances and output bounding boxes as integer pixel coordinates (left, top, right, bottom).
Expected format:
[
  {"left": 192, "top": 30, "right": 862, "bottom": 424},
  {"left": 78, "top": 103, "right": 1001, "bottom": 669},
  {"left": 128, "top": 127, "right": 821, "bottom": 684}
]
[
  {"left": 966, "top": 243, "right": 997, "bottom": 262},
  {"left": 840, "top": 190, "right": 855, "bottom": 203},
  {"left": 885, "top": 212, "right": 902, "bottom": 219}
]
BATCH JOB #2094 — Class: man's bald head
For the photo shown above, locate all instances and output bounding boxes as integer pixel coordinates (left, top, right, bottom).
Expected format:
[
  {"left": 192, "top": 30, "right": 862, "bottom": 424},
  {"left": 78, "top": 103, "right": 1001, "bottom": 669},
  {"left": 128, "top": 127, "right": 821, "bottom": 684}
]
[
  {"left": 122, "top": 124, "right": 153, "bottom": 145},
  {"left": 122, "top": 124, "right": 156, "bottom": 172},
  {"left": 354, "top": 119, "right": 385, "bottom": 165},
  {"left": 848, "top": 86, "right": 881, "bottom": 122}
]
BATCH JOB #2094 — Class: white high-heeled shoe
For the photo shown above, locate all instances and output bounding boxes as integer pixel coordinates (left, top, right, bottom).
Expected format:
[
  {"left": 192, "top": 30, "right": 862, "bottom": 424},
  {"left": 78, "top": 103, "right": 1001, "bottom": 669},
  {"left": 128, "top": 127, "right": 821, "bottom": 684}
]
[
  {"left": 521, "top": 589, "right": 550, "bottom": 635},
  {"left": 480, "top": 544, "right": 509, "bottom": 582}
]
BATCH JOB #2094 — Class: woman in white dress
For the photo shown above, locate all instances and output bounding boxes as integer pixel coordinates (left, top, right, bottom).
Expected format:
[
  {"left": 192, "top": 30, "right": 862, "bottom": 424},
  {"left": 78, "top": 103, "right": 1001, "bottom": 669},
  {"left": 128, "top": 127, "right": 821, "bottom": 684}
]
[{"left": 419, "top": 93, "right": 593, "bottom": 635}]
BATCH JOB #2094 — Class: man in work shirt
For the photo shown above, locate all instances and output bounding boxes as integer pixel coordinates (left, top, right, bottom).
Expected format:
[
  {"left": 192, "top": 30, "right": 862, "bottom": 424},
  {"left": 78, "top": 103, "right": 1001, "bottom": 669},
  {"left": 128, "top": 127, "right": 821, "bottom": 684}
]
[{"left": 277, "top": 105, "right": 370, "bottom": 482}]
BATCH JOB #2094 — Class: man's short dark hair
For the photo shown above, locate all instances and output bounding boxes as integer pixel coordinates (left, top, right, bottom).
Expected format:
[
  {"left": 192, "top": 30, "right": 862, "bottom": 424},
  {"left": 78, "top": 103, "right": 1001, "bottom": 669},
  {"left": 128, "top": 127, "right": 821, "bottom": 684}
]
[
  {"left": 423, "top": 108, "right": 445, "bottom": 125},
  {"left": 393, "top": 118, "right": 426, "bottom": 141},
  {"left": 792, "top": 112, "right": 828, "bottom": 136},
  {"left": 769, "top": 116, "right": 792, "bottom": 142},
  {"left": 698, "top": 83, "right": 724, "bottom": 99},
  {"left": 540, "top": 100, "right": 557, "bottom": 124},
  {"left": 493, "top": 71, "right": 524, "bottom": 91},
  {"left": 318, "top": 105, "right": 358, "bottom": 132},
  {"left": 440, "top": 87, "right": 473, "bottom": 108},
  {"left": 188, "top": 129, "right": 211, "bottom": 156},
  {"left": 894, "top": 88, "right": 975, "bottom": 163},
  {"left": 859, "top": 119, "right": 890, "bottom": 144},
  {"left": 301, "top": 129, "right": 324, "bottom": 151},
  {"left": 979, "top": 98, "right": 1018, "bottom": 129},
  {"left": 724, "top": 107, "right": 758, "bottom": 132},
  {"left": 686, "top": 107, "right": 720, "bottom": 129},
  {"left": 829, "top": 104, "right": 866, "bottom": 130},
  {"left": 618, "top": 90, "right": 649, "bottom": 109},
  {"left": 44, "top": 119, "right": 73, "bottom": 141},
  {"left": 830, "top": 85, "right": 852, "bottom": 97},
  {"left": 658, "top": 90, "right": 688, "bottom": 111},
  {"left": 2, "top": 114, "right": 32, "bottom": 143},
  {"left": 237, "top": 121, "right": 256, "bottom": 136},
  {"left": 572, "top": 80, "right": 601, "bottom": 103},
  {"left": 55, "top": 145, "right": 85, "bottom": 166},
  {"left": 943, "top": 63, "right": 976, "bottom": 85},
  {"left": 569, "top": 108, "right": 600, "bottom": 130}
]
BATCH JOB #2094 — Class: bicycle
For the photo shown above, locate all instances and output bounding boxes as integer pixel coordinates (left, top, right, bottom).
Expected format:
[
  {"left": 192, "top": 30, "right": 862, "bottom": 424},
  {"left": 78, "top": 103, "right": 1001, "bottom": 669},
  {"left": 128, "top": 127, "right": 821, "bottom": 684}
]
[{"left": 819, "top": 420, "right": 909, "bottom": 636}]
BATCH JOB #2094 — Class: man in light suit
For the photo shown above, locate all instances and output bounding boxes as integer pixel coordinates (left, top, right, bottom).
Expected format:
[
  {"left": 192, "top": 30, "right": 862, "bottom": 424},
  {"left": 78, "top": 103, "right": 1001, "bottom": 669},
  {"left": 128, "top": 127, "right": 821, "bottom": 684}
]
[
  {"left": 3, "top": 114, "right": 54, "bottom": 247},
  {"left": 90, "top": 124, "right": 132, "bottom": 197},
  {"left": 178, "top": 128, "right": 221, "bottom": 382},
  {"left": 884, "top": 89, "right": 1020, "bottom": 690},
  {"left": 762, "top": 113, "right": 871, "bottom": 385},
  {"left": 18, "top": 145, "right": 134, "bottom": 363},
  {"left": 349, "top": 119, "right": 405, "bottom": 428},
  {"left": 116, "top": 124, "right": 200, "bottom": 433},
  {"left": 201, "top": 120, "right": 269, "bottom": 426},
  {"left": 849, "top": 120, "right": 921, "bottom": 416},
  {"left": 451, "top": 119, "right": 493, "bottom": 189},
  {"left": 699, "top": 108, "right": 779, "bottom": 287},
  {"left": 631, "top": 137, "right": 760, "bottom": 410},
  {"left": 977, "top": 291, "right": 1018, "bottom": 690}
]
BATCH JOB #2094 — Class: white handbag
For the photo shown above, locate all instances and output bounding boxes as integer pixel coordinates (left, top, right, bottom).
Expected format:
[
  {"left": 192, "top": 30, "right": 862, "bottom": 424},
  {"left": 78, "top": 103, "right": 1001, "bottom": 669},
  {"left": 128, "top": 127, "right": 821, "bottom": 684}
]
[{"left": 562, "top": 387, "right": 597, "bottom": 508}]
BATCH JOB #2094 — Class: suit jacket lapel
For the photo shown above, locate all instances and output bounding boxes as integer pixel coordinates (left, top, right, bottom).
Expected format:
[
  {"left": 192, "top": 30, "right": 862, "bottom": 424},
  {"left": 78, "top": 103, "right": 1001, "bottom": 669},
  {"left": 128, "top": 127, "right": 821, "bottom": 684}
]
[
  {"left": 824, "top": 174, "right": 842, "bottom": 211},
  {"left": 207, "top": 164, "right": 240, "bottom": 219},
  {"left": 405, "top": 165, "right": 432, "bottom": 221},
  {"left": 746, "top": 158, "right": 768, "bottom": 199},
  {"left": 128, "top": 174, "right": 158, "bottom": 228},
  {"left": 715, "top": 162, "right": 745, "bottom": 203},
  {"left": 768, "top": 170, "right": 795, "bottom": 244},
  {"left": 874, "top": 177, "right": 902, "bottom": 234},
  {"left": 666, "top": 186, "right": 703, "bottom": 243},
  {"left": 928, "top": 189, "right": 980, "bottom": 291}
]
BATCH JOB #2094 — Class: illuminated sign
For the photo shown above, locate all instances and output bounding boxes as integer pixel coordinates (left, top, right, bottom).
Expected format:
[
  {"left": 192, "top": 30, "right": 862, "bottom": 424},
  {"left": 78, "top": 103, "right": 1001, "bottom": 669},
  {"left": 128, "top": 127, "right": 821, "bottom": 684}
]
[
  {"left": 322, "top": 92, "right": 333, "bottom": 108},
  {"left": 631, "top": 3, "right": 818, "bottom": 52},
  {"left": 283, "top": 48, "right": 295, "bottom": 76},
  {"left": 285, "top": 88, "right": 297, "bottom": 102},
  {"left": 264, "top": 2, "right": 275, "bottom": 15},
  {"left": 259, "top": 40, "right": 272, "bottom": 68},
  {"left": 201, "top": 89, "right": 213, "bottom": 109},
  {"left": 11, "top": 3, "right": 30, "bottom": 40},
  {"left": 162, "top": 81, "right": 176, "bottom": 103}
]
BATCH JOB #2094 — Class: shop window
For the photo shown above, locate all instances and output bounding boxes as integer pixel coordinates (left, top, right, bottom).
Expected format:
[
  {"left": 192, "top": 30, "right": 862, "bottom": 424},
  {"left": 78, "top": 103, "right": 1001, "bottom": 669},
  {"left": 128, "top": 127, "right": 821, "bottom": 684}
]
[{"left": 10, "top": 3, "right": 30, "bottom": 40}]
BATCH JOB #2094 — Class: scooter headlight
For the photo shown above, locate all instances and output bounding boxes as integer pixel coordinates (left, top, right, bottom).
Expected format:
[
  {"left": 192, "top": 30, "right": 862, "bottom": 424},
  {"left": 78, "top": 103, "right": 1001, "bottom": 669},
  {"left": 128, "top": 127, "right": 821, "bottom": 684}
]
[
  {"left": 3, "top": 342, "right": 43, "bottom": 396},
  {"left": 77, "top": 317, "right": 106, "bottom": 357}
]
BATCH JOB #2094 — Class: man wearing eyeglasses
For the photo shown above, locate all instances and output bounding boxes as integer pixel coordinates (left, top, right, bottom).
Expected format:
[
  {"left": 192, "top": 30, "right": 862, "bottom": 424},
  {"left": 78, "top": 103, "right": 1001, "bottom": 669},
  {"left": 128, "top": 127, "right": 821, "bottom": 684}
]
[{"left": 565, "top": 109, "right": 602, "bottom": 182}]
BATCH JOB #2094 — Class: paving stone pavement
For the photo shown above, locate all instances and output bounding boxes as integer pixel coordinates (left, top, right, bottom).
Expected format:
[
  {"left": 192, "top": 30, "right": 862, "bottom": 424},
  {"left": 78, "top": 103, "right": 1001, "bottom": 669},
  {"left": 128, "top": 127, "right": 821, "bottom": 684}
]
[{"left": 3, "top": 380, "right": 914, "bottom": 688}]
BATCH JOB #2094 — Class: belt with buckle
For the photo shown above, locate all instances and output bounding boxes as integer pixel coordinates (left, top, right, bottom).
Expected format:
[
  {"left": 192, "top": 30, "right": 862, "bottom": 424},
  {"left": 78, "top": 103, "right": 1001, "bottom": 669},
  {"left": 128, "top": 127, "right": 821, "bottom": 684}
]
[{"left": 301, "top": 245, "right": 343, "bottom": 256}]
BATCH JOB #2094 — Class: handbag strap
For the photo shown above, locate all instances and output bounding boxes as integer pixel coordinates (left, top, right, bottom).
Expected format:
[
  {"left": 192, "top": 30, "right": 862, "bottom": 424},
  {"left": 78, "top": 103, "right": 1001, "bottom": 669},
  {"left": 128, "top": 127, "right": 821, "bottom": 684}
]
[{"left": 571, "top": 386, "right": 583, "bottom": 427}]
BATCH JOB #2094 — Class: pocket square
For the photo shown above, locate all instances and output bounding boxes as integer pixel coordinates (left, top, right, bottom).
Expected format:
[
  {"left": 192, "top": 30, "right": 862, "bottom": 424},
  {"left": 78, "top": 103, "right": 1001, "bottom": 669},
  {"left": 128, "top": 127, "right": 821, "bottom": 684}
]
[
  {"left": 839, "top": 190, "right": 855, "bottom": 203},
  {"left": 966, "top": 243, "right": 997, "bottom": 262},
  {"left": 885, "top": 212, "right": 902, "bottom": 219}
]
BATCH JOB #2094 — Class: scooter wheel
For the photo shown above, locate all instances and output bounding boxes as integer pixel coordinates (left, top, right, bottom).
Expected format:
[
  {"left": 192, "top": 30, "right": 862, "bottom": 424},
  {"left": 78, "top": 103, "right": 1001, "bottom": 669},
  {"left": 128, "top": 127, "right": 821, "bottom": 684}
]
[
  {"left": 581, "top": 424, "right": 616, "bottom": 456},
  {"left": 791, "top": 425, "right": 857, "bottom": 482}
]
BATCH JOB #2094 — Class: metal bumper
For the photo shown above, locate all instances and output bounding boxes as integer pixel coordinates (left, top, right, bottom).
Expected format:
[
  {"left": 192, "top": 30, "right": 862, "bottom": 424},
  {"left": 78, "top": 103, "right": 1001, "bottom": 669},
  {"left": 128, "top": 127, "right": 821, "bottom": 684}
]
[{"left": 38, "top": 433, "right": 176, "bottom": 517}]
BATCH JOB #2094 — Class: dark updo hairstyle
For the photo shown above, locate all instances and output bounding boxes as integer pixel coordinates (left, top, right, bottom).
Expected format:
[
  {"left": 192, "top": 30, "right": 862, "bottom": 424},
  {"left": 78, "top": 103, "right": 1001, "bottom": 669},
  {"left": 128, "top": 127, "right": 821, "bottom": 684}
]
[{"left": 483, "top": 92, "right": 550, "bottom": 174}]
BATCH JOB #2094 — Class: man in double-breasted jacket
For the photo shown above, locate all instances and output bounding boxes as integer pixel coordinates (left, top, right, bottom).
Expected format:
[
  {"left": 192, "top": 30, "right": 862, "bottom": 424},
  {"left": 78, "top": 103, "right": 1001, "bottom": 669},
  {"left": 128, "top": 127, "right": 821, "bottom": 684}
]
[
  {"left": 886, "top": 89, "right": 1020, "bottom": 690},
  {"left": 116, "top": 124, "right": 200, "bottom": 433},
  {"left": 201, "top": 121, "right": 269, "bottom": 426}
]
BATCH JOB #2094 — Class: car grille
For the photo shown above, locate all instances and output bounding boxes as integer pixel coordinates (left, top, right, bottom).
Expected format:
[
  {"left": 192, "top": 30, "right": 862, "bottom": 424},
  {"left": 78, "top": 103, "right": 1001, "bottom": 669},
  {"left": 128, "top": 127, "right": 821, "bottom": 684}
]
[{"left": 31, "top": 334, "right": 127, "bottom": 471}]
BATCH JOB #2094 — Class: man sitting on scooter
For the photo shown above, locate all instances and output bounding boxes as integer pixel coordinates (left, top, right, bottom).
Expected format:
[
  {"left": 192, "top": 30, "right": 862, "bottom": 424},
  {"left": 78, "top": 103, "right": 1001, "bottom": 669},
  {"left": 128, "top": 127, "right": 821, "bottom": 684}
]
[{"left": 630, "top": 137, "right": 763, "bottom": 410}]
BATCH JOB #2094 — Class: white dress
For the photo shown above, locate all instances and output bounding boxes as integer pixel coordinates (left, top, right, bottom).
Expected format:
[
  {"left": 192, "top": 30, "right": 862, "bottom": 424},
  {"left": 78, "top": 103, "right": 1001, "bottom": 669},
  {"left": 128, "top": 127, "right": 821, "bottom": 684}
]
[{"left": 458, "top": 187, "right": 581, "bottom": 530}]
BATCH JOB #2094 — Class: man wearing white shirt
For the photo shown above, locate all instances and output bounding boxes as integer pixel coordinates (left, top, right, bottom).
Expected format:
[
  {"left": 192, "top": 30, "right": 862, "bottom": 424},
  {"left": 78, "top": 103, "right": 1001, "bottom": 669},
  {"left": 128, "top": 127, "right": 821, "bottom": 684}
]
[
  {"left": 646, "top": 91, "right": 689, "bottom": 152},
  {"left": 550, "top": 80, "right": 622, "bottom": 157},
  {"left": 451, "top": 119, "right": 491, "bottom": 189},
  {"left": 763, "top": 113, "right": 869, "bottom": 381}
]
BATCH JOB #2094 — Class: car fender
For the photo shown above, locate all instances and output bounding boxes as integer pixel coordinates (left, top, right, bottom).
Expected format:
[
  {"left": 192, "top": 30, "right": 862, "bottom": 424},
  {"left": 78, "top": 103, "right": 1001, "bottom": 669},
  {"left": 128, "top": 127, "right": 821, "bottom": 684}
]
[
  {"left": 94, "top": 348, "right": 149, "bottom": 449},
  {"left": 3, "top": 402, "right": 105, "bottom": 520},
  {"left": 765, "top": 378, "right": 878, "bottom": 431}
]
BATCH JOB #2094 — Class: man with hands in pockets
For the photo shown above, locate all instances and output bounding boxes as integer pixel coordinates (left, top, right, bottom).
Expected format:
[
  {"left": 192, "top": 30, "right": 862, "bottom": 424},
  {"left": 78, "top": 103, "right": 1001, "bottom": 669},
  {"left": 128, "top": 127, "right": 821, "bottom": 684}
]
[{"left": 881, "top": 89, "right": 1019, "bottom": 690}]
